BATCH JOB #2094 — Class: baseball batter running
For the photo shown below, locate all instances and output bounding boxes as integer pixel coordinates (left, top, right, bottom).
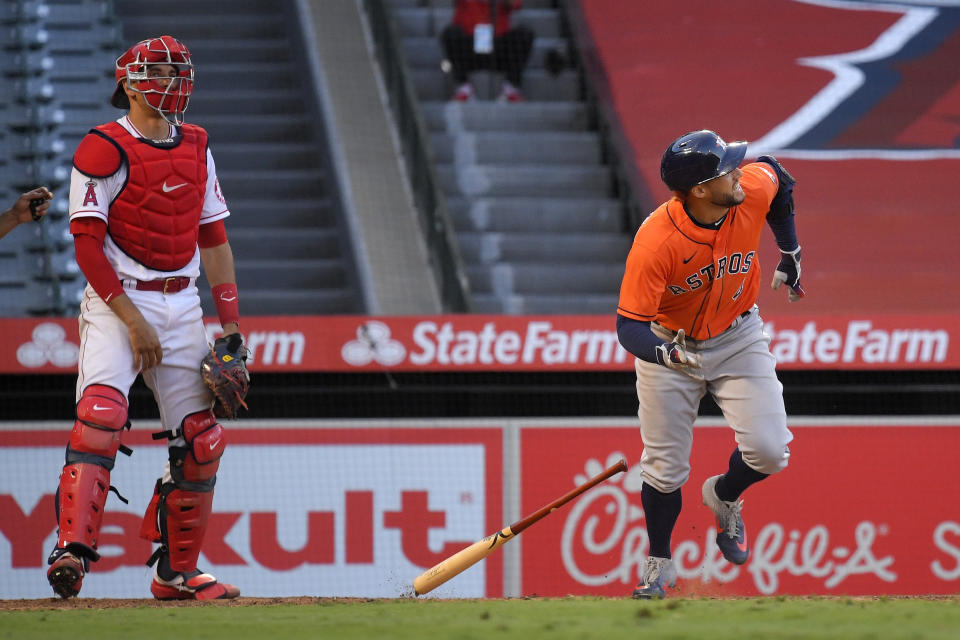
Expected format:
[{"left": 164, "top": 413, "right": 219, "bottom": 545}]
[
  {"left": 46, "top": 36, "right": 247, "bottom": 600},
  {"left": 616, "top": 130, "right": 805, "bottom": 598}
]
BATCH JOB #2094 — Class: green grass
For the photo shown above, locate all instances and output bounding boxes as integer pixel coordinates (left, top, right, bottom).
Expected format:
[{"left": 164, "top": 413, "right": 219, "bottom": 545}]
[{"left": 3, "top": 596, "right": 960, "bottom": 640}]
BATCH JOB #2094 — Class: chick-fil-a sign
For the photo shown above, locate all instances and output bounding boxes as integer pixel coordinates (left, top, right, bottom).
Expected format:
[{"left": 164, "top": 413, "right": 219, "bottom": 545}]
[{"left": 520, "top": 423, "right": 960, "bottom": 596}]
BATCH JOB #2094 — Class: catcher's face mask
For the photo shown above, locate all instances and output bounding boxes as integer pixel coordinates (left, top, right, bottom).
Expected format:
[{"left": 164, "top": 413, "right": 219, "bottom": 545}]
[{"left": 111, "top": 35, "right": 194, "bottom": 127}]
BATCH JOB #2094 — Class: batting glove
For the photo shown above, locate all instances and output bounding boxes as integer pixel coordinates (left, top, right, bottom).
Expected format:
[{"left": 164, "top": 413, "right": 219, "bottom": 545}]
[
  {"left": 655, "top": 329, "right": 702, "bottom": 372},
  {"left": 771, "top": 246, "right": 805, "bottom": 302}
]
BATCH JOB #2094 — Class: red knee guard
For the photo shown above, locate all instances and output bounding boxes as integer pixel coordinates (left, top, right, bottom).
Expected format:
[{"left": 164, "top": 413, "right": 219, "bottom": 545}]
[
  {"left": 69, "top": 385, "right": 129, "bottom": 461},
  {"left": 176, "top": 411, "right": 225, "bottom": 484},
  {"left": 54, "top": 463, "right": 111, "bottom": 560}
]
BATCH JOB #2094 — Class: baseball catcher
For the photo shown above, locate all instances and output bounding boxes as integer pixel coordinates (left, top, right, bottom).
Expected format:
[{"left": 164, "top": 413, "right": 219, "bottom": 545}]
[
  {"left": 47, "top": 35, "right": 244, "bottom": 601},
  {"left": 202, "top": 333, "right": 250, "bottom": 419}
]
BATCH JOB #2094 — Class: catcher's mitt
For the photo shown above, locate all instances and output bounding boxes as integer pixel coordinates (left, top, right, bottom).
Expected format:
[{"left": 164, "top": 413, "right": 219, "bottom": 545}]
[{"left": 201, "top": 333, "right": 250, "bottom": 419}]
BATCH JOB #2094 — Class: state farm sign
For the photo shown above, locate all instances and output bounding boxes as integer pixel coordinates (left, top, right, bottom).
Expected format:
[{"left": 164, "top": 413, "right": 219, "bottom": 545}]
[
  {"left": 226, "top": 314, "right": 958, "bottom": 371},
  {"left": 765, "top": 320, "right": 949, "bottom": 366},
  {"left": 0, "top": 313, "right": 956, "bottom": 373}
]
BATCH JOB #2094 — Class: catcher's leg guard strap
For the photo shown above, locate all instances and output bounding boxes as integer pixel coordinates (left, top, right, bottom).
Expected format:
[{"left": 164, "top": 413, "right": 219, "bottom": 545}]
[
  {"left": 169, "top": 410, "right": 225, "bottom": 491},
  {"left": 54, "top": 463, "right": 111, "bottom": 561},
  {"left": 68, "top": 384, "right": 130, "bottom": 469}
]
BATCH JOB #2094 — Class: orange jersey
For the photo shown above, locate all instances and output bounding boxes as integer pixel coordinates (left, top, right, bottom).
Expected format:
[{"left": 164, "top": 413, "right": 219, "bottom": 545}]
[{"left": 617, "top": 162, "right": 779, "bottom": 340}]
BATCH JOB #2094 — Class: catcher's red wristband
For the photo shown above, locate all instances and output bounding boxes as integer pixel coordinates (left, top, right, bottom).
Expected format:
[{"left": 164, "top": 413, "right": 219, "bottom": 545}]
[{"left": 212, "top": 283, "right": 240, "bottom": 327}]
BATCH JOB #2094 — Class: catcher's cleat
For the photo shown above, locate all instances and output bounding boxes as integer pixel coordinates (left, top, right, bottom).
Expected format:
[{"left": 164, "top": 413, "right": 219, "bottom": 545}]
[
  {"left": 702, "top": 474, "right": 749, "bottom": 565},
  {"left": 632, "top": 556, "right": 677, "bottom": 599},
  {"left": 151, "top": 568, "right": 240, "bottom": 601},
  {"left": 47, "top": 549, "right": 87, "bottom": 598}
]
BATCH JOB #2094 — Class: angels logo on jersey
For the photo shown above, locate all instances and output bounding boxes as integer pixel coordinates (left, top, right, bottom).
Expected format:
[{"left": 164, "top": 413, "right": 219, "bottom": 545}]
[{"left": 82, "top": 180, "right": 98, "bottom": 207}]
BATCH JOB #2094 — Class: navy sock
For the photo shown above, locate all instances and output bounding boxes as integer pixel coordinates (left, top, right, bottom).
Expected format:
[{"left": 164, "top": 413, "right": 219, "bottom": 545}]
[
  {"left": 714, "top": 447, "right": 768, "bottom": 502},
  {"left": 641, "top": 483, "right": 682, "bottom": 559}
]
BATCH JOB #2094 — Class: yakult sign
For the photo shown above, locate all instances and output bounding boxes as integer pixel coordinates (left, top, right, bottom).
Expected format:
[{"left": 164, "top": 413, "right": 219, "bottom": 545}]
[
  {"left": 0, "top": 425, "right": 503, "bottom": 599},
  {"left": 1, "top": 313, "right": 956, "bottom": 373},
  {"left": 520, "top": 422, "right": 960, "bottom": 596}
]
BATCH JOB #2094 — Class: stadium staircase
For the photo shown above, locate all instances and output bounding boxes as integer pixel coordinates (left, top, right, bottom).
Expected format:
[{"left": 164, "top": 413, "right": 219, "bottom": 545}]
[
  {"left": 384, "top": 0, "right": 632, "bottom": 314},
  {"left": 0, "top": 0, "right": 120, "bottom": 315},
  {"left": 112, "top": 0, "right": 363, "bottom": 315},
  {"left": 2, "top": 0, "right": 366, "bottom": 316}
]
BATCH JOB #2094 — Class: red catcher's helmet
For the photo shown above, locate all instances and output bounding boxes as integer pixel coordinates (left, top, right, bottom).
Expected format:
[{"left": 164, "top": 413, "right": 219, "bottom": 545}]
[{"left": 110, "top": 35, "right": 194, "bottom": 126}]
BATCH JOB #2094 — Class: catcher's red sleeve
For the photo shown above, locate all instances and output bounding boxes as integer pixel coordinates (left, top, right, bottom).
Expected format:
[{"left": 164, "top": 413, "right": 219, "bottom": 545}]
[
  {"left": 71, "top": 217, "right": 124, "bottom": 303},
  {"left": 197, "top": 219, "right": 227, "bottom": 248}
]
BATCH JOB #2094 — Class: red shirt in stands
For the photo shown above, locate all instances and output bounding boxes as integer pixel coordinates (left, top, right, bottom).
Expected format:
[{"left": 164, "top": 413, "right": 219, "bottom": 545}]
[{"left": 453, "top": 0, "right": 521, "bottom": 36}]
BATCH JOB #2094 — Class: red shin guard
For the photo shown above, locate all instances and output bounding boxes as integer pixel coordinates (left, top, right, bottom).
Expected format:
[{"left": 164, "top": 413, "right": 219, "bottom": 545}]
[
  {"left": 162, "top": 488, "right": 214, "bottom": 573},
  {"left": 55, "top": 463, "right": 111, "bottom": 559}
]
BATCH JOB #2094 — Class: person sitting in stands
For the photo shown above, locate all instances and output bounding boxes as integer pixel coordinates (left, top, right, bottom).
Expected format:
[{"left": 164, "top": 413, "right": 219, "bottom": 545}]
[{"left": 440, "top": 0, "right": 534, "bottom": 102}]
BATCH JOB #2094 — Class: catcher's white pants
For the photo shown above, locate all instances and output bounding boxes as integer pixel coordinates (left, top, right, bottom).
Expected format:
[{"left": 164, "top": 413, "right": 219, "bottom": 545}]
[
  {"left": 76, "top": 282, "right": 214, "bottom": 433},
  {"left": 634, "top": 307, "right": 793, "bottom": 494}
]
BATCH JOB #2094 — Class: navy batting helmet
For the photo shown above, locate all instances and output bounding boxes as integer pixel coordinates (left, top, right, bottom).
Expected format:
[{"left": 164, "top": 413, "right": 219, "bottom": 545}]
[{"left": 660, "top": 130, "right": 747, "bottom": 192}]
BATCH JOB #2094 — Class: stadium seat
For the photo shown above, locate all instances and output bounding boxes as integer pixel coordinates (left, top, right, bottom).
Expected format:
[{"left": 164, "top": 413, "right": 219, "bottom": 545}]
[
  {"left": 4, "top": 51, "right": 54, "bottom": 77},
  {"left": 386, "top": 0, "right": 630, "bottom": 313}
]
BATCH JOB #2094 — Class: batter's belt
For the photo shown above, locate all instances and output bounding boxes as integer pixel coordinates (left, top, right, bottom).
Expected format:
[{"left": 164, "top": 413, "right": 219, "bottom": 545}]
[{"left": 654, "top": 307, "right": 755, "bottom": 344}]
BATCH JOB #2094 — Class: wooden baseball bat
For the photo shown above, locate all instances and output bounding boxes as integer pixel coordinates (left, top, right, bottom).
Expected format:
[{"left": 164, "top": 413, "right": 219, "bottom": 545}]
[{"left": 413, "top": 458, "right": 628, "bottom": 596}]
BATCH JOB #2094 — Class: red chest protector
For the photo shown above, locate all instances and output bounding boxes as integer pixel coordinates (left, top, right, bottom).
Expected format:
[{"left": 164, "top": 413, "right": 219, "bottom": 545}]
[{"left": 76, "top": 121, "right": 208, "bottom": 271}]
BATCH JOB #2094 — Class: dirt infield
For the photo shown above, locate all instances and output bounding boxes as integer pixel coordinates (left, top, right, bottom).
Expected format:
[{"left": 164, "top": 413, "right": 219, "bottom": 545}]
[
  {"left": 2, "top": 594, "right": 956, "bottom": 611},
  {"left": 0, "top": 596, "right": 385, "bottom": 611}
]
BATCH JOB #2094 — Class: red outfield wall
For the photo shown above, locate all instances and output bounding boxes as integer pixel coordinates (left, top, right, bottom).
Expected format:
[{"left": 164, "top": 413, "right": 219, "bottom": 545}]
[{"left": 2, "top": 419, "right": 958, "bottom": 598}]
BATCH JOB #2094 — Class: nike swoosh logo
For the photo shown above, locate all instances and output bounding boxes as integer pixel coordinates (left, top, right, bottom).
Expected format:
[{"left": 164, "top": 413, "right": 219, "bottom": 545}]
[
  {"left": 737, "top": 533, "right": 749, "bottom": 553},
  {"left": 209, "top": 439, "right": 220, "bottom": 450},
  {"left": 683, "top": 252, "right": 697, "bottom": 264},
  {"left": 162, "top": 182, "right": 188, "bottom": 193},
  {"left": 92, "top": 404, "right": 112, "bottom": 411},
  {"left": 718, "top": 527, "right": 749, "bottom": 553}
]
